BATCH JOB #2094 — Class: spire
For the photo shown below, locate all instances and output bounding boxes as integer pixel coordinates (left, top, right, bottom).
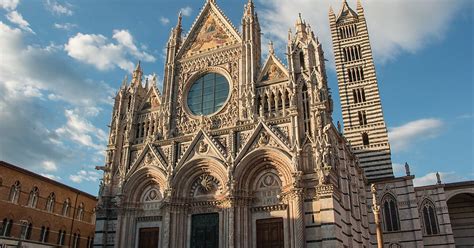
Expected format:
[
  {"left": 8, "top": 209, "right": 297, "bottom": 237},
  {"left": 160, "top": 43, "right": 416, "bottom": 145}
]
[
  {"left": 177, "top": 11, "right": 182, "bottom": 28},
  {"left": 132, "top": 61, "right": 143, "bottom": 87},
  {"left": 336, "top": 0, "right": 358, "bottom": 21},
  {"left": 244, "top": 0, "right": 255, "bottom": 18},
  {"left": 295, "top": 13, "right": 307, "bottom": 38},
  {"left": 135, "top": 60, "right": 141, "bottom": 71},
  {"left": 357, "top": 0, "right": 365, "bottom": 16},
  {"left": 296, "top": 13, "right": 303, "bottom": 25}
]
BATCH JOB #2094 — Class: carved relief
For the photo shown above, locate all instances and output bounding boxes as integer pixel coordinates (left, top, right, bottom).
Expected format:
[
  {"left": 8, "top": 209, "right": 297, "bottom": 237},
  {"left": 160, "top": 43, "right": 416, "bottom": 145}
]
[
  {"left": 142, "top": 186, "right": 162, "bottom": 202},
  {"left": 197, "top": 140, "right": 209, "bottom": 154},
  {"left": 254, "top": 172, "right": 282, "bottom": 207},
  {"left": 190, "top": 174, "right": 221, "bottom": 198}
]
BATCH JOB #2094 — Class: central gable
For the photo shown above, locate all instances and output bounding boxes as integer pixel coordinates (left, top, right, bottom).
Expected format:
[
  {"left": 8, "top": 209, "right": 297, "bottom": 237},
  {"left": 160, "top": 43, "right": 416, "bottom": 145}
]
[{"left": 178, "top": 1, "right": 241, "bottom": 59}]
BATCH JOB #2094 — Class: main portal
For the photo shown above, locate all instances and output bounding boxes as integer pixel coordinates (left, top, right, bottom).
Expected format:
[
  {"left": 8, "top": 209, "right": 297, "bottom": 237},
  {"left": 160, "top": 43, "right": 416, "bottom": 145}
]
[
  {"left": 256, "top": 218, "right": 284, "bottom": 248},
  {"left": 190, "top": 213, "right": 219, "bottom": 248}
]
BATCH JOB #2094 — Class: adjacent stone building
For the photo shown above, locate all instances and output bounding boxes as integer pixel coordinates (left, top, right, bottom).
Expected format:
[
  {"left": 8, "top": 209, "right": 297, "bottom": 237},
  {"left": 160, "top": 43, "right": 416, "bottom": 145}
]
[
  {"left": 94, "top": 0, "right": 474, "bottom": 247},
  {"left": 0, "top": 161, "right": 97, "bottom": 248}
]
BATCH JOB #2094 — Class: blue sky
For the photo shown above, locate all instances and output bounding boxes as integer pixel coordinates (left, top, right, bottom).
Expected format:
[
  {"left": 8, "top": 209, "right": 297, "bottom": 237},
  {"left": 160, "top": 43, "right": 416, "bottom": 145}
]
[{"left": 0, "top": 0, "right": 472, "bottom": 195}]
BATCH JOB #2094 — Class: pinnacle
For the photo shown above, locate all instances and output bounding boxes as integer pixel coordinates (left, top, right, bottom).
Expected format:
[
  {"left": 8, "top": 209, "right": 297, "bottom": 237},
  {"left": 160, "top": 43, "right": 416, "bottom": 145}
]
[{"left": 135, "top": 61, "right": 142, "bottom": 72}]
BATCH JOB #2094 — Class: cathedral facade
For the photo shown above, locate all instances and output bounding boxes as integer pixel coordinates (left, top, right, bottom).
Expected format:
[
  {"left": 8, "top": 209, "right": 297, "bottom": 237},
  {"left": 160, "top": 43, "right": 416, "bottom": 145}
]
[{"left": 94, "top": 1, "right": 474, "bottom": 247}]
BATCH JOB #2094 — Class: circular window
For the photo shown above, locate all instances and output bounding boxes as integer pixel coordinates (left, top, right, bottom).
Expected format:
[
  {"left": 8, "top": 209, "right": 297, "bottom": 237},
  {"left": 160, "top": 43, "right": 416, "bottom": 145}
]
[{"left": 187, "top": 73, "right": 230, "bottom": 116}]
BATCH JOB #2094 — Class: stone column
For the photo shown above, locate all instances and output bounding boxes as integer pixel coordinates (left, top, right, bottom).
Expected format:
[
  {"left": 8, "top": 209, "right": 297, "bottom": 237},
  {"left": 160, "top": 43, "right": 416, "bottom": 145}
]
[
  {"left": 371, "top": 184, "right": 384, "bottom": 248},
  {"left": 162, "top": 204, "right": 171, "bottom": 248},
  {"left": 228, "top": 200, "right": 235, "bottom": 248},
  {"left": 293, "top": 188, "right": 306, "bottom": 248}
]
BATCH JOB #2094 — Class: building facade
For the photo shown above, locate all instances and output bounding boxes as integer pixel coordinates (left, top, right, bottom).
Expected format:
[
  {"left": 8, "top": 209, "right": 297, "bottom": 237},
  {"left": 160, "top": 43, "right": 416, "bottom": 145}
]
[
  {"left": 94, "top": 0, "right": 474, "bottom": 247},
  {"left": 0, "top": 161, "right": 97, "bottom": 248}
]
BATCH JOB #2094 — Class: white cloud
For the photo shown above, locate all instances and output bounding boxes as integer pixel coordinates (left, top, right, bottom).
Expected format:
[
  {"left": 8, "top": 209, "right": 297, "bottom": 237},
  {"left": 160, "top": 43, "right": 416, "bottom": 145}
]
[
  {"left": 0, "top": 22, "right": 113, "bottom": 105},
  {"left": 388, "top": 118, "right": 443, "bottom": 152},
  {"left": 259, "top": 0, "right": 466, "bottom": 64},
  {"left": 0, "top": 22, "right": 113, "bottom": 169},
  {"left": 414, "top": 171, "right": 466, "bottom": 187},
  {"left": 45, "top": 0, "right": 73, "bottom": 16},
  {"left": 0, "top": 0, "right": 19, "bottom": 10},
  {"left": 180, "top": 6, "right": 192, "bottom": 16},
  {"left": 42, "top": 160, "right": 58, "bottom": 172},
  {"left": 160, "top": 17, "right": 170, "bottom": 25},
  {"left": 55, "top": 109, "right": 108, "bottom": 151},
  {"left": 65, "top": 30, "right": 156, "bottom": 71},
  {"left": 40, "top": 173, "right": 62, "bottom": 181},
  {"left": 53, "top": 22, "right": 77, "bottom": 30},
  {"left": 69, "top": 170, "right": 100, "bottom": 183},
  {"left": 6, "top": 10, "right": 34, "bottom": 34}
]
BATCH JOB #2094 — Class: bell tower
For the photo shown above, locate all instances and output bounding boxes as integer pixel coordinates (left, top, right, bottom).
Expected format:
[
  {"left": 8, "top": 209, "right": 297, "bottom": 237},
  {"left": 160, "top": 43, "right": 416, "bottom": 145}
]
[{"left": 329, "top": 0, "right": 394, "bottom": 180}]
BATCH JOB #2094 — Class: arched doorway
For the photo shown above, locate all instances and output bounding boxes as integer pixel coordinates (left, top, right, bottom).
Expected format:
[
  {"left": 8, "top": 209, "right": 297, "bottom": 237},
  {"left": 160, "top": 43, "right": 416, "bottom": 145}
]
[{"left": 447, "top": 193, "right": 474, "bottom": 247}]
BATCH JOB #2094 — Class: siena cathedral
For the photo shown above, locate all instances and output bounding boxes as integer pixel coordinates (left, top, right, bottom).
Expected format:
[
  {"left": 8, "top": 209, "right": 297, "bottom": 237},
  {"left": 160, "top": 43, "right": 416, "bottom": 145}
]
[{"left": 94, "top": 0, "right": 474, "bottom": 247}]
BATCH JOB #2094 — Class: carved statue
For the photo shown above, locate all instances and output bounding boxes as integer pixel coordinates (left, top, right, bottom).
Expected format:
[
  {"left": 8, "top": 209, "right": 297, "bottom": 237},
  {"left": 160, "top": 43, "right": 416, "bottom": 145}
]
[
  {"left": 405, "top": 162, "right": 410, "bottom": 176},
  {"left": 198, "top": 141, "right": 209, "bottom": 153},
  {"left": 258, "top": 132, "right": 269, "bottom": 146}
]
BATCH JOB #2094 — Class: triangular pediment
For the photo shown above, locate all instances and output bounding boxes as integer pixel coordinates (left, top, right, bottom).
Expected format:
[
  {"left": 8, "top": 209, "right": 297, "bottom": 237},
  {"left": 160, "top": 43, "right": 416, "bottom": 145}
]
[
  {"left": 258, "top": 54, "right": 289, "bottom": 83},
  {"left": 138, "top": 87, "right": 161, "bottom": 112},
  {"left": 235, "top": 122, "right": 291, "bottom": 164},
  {"left": 127, "top": 143, "right": 168, "bottom": 177},
  {"left": 178, "top": 1, "right": 241, "bottom": 59},
  {"left": 176, "top": 129, "right": 227, "bottom": 168}
]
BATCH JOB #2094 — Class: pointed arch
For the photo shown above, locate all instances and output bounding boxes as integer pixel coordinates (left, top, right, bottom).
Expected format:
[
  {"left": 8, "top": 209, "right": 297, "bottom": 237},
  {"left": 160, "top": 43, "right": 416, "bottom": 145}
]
[
  {"left": 28, "top": 186, "right": 39, "bottom": 208},
  {"left": 420, "top": 199, "right": 439, "bottom": 235},
  {"left": 122, "top": 167, "right": 167, "bottom": 203},
  {"left": 9, "top": 180, "right": 21, "bottom": 203},
  {"left": 234, "top": 148, "right": 294, "bottom": 191},
  {"left": 381, "top": 193, "right": 400, "bottom": 232},
  {"left": 45, "top": 192, "right": 55, "bottom": 213},
  {"left": 172, "top": 157, "right": 228, "bottom": 198}
]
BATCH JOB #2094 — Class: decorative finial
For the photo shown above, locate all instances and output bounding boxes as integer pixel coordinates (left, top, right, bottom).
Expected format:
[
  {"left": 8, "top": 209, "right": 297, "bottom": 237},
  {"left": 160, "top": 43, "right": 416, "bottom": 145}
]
[
  {"left": 436, "top": 172, "right": 442, "bottom": 184},
  {"left": 371, "top": 183, "right": 384, "bottom": 248},
  {"left": 405, "top": 162, "right": 411, "bottom": 176},
  {"left": 287, "top": 28, "right": 292, "bottom": 41},
  {"left": 297, "top": 13, "right": 303, "bottom": 24},
  {"left": 337, "top": 121, "right": 342, "bottom": 134},
  {"left": 135, "top": 60, "right": 142, "bottom": 71},
  {"left": 371, "top": 183, "right": 378, "bottom": 207},
  {"left": 268, "top": 41, "right": 274, "bottom": 54},
  {"left": 177, "top": 11, "right": 182, "bottom": 27}
]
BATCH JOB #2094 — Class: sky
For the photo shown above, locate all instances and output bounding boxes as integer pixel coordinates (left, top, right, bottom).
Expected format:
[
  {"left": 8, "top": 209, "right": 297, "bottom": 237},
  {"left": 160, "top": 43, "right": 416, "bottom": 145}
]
[{"left": 0, "top": 0, "right": 472, "bottom": 195}]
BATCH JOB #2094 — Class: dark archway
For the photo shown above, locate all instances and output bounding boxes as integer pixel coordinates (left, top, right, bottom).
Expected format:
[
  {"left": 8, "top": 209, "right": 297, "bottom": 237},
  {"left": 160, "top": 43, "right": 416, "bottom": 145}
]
[{"left": 447, "top": 193, "right": 474, "bottom": 247}]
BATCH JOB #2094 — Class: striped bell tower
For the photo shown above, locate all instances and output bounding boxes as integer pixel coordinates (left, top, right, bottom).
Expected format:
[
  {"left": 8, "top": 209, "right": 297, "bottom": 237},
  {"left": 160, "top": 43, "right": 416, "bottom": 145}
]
[{"left": 329, "top": 0, "right": 394, "bottom": 180}]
